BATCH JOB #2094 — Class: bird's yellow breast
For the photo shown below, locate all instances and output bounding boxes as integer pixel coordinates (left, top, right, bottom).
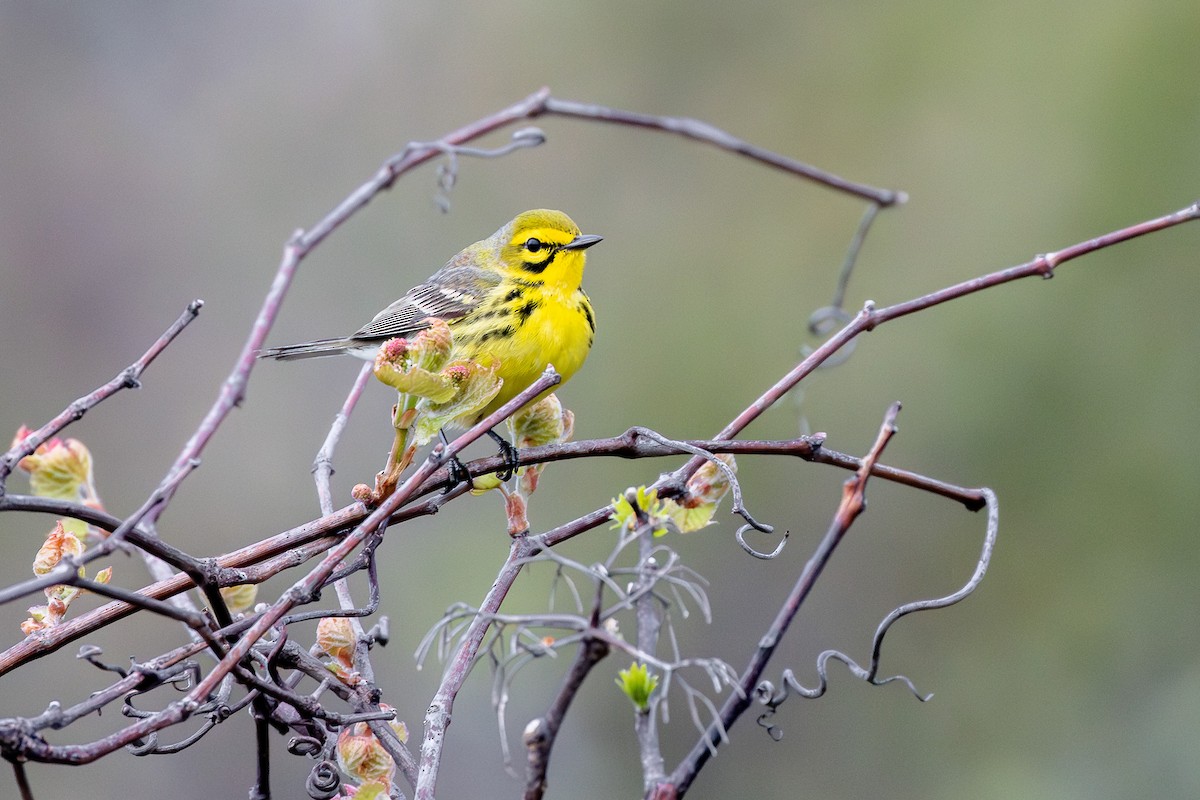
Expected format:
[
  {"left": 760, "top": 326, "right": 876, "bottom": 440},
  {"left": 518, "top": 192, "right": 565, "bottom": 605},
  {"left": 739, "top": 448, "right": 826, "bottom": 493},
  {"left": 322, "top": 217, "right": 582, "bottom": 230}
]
[{"left": 449, "top": 281, "right": 595, "bottom": 420}]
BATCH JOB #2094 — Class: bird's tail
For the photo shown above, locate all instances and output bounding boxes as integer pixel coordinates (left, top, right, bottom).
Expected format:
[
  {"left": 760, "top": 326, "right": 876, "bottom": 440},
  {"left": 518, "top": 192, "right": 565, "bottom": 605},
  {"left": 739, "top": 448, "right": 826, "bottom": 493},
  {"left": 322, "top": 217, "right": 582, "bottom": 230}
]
[{"left": 257, "top": 337, "right": 359, "bottom": 361}]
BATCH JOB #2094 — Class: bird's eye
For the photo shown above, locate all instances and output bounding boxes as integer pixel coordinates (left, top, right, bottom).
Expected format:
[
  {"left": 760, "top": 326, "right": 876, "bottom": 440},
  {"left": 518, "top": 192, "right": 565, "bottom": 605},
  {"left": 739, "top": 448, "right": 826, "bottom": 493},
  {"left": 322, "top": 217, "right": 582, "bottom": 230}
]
[{"left": 524, "top": 238, "right": 543, "bottom": 253}]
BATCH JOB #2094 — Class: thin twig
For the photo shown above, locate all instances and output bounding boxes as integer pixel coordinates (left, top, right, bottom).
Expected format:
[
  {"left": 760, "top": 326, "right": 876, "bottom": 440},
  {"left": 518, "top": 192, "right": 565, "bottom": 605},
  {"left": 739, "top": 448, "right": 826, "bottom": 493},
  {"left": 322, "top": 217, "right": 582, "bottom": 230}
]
[
  {"left": 633, "top": 521, "right": 667, "bottom": 789},
  {"left": 418, "top": 538, "right": 535, "bottom": 800},
  {"left": 307, "top": 363, "right": 417, "bottom": 784},
  {"left": 313, "top": 362, "right": 374, "bottom": 514}
]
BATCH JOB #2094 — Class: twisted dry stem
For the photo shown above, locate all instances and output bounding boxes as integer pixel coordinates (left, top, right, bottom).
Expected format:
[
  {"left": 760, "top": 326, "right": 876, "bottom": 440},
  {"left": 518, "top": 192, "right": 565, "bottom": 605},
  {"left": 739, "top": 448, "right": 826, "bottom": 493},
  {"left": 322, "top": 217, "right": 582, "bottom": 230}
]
[{"left": 753, "top": 486, "right": 1000, "bottom": 728}]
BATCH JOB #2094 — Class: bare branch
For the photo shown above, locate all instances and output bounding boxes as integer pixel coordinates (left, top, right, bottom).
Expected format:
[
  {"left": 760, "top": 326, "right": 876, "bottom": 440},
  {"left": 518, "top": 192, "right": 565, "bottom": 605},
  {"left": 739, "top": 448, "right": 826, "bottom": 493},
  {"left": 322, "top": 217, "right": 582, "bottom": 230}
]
[
  {"left": 313, "top": 362, "right": 373, "bottom": 514},
  {"left": 0, "top": 300, "right": 202, "bottom": 488},
  {"left": 675, "top": 200, "right": 1200, "bottom": 484},
  {"left": 418, "top": 539, "right": 531, "bottom": 800},
  {"left": 522, "top": 634, "right": 610, "bottom": 800},
  {"left": 665, "top": 402, "right": 902, "bottom": 797},
  {"left": 541, "top": 97, "right": 903, "bottom": 206}
]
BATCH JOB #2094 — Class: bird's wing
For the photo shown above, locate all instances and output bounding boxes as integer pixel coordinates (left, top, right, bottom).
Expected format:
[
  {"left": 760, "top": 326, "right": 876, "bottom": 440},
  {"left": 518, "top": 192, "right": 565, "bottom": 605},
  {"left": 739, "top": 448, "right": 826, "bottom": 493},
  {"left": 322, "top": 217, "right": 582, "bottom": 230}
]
[{"left": 350, "top": 265, "right": 502, "bottom": 340}]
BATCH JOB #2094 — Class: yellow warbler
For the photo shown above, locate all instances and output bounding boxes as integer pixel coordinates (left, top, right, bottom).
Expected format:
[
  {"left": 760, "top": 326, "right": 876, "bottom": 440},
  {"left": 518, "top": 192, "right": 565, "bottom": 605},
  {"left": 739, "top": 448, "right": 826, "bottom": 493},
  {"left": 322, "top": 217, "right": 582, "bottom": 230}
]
[{"left": 260, "top": 209, "right": 601, "bottom": 427}]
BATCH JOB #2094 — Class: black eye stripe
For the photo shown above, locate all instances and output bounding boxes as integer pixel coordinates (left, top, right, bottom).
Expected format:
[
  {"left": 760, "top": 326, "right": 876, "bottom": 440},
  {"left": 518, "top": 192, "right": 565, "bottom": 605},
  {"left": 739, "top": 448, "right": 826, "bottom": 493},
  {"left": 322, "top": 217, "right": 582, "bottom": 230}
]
[{"left": 520, "top": 250, "right": 556, "bottom": 275}]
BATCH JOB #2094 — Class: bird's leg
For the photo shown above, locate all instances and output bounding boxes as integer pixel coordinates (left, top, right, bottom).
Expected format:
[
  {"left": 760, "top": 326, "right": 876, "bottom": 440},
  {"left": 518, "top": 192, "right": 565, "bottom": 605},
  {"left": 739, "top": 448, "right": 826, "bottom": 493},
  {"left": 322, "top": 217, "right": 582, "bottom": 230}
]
[
  {"left": 438, "top": 429, "right": 471, "bottom": 493},
  {"left": 487, "top": 428, "right": 520, "bottom": 482}
]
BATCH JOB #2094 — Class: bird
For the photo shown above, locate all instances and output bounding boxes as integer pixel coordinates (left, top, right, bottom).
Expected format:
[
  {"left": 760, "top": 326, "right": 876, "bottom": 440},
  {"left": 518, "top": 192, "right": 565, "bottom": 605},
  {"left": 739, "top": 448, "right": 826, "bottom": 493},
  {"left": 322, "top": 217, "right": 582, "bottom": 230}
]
[{"left": 260, "top": 208, "right": 601, "bottom": 436}]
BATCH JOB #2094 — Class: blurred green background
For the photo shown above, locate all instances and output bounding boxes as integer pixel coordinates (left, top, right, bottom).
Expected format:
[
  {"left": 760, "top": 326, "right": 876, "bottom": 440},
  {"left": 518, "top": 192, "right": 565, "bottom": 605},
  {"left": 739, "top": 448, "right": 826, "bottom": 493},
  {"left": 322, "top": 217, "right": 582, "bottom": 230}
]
[{"left": 2, "top": 3, "right": 1199, "bottom": 798}]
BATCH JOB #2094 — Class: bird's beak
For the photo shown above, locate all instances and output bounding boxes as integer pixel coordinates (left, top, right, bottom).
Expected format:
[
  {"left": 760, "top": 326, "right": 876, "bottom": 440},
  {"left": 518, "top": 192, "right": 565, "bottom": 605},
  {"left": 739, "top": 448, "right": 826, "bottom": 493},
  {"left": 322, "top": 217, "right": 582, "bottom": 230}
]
[{"left": 561, "top": 234, "right": 603, "bottom": 251}]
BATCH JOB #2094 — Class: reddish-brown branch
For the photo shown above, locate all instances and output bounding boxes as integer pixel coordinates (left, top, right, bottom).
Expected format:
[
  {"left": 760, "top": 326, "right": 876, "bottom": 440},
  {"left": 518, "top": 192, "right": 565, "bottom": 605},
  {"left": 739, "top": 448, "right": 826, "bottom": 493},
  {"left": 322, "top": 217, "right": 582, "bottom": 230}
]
[
  {"left": 664, "top": 403, "right": 902, "bottom": 798},
  {"left": 674, "top": 199, "right": 1200, "bottom": 482},
  {"left": 0, "top": 429, "right": 982, "bottom": 676}
]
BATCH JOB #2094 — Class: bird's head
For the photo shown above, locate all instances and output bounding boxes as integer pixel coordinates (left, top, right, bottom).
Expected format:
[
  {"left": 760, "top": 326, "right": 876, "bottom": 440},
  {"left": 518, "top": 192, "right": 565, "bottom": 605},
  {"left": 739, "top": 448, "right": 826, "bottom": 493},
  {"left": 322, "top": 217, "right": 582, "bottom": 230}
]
[{"left": 493, "top": 209, "right": 602, "bottom": 289}]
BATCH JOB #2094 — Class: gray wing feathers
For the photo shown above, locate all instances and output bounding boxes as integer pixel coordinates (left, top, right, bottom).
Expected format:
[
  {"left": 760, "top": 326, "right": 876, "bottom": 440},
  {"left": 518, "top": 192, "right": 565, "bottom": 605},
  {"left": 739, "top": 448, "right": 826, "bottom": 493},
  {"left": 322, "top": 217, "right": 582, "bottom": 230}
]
[
  {"left": 259, "top": 263, "right": 500, "bottom": 361},
  {"left": 351, "top": 266, "right": 500, "bottom": 339}
]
